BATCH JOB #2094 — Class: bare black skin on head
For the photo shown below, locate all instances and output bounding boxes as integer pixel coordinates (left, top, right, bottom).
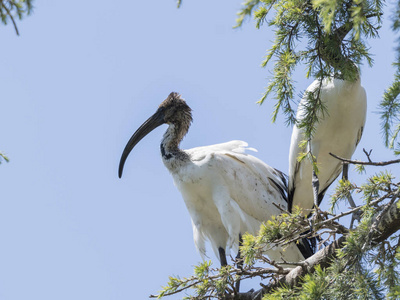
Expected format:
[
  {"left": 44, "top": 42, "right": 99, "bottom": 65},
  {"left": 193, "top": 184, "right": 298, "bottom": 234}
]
[{"left": 118, "top": 92, "right": 192, "bottom": 178}]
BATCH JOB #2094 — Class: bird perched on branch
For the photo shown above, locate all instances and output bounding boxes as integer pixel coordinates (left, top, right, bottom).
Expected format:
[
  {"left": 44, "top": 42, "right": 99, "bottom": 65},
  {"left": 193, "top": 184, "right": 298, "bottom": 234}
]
[
  {"left": 288, "top": 77, "right": 367, "bottom": 215},
  {"left": 119, "top": 92, "right": 313, "bottom": 267}
]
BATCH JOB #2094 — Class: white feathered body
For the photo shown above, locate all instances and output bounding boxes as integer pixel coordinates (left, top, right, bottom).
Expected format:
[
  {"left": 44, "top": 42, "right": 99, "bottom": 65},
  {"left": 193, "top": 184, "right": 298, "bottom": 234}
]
[
  {"left": 163, "top": 140, "right": 305, "bottom": 263},
  {"left": 288, "top": 78, "right": 367, "bottom": 213}
]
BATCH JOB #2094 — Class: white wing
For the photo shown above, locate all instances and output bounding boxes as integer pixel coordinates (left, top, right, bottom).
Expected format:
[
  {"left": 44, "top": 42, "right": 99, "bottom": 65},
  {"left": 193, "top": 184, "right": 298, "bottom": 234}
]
[
  {"left": 187, "top": 140, "right": 257, "bottom": 161},
  {"left": 288, "top": 78, "right": 367, "bottom": 213},
  {"left": 171, "top": 140, "right": 304, "bottom": 264}
]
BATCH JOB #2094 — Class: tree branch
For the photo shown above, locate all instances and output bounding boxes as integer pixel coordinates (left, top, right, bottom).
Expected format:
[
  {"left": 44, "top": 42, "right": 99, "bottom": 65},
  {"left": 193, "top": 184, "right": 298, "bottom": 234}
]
[
  {"left": 329, "top": 152, "right": 400, "bottom": 166},
  {"left": 1, "top": 2, "right": 19, "bottom": 35},
  {"left": 232, "top": 197, "right": 400, "bottom": 299}
]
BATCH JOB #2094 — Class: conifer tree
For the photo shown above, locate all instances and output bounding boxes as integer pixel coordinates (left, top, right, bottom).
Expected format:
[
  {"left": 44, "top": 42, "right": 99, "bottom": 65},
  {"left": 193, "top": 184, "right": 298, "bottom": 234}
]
[
  {"left": 153, "top": 1, "right": 400, "bottom": 298},
  {"left": 0, "top": 0, "right": 33, "bottom": 35}
]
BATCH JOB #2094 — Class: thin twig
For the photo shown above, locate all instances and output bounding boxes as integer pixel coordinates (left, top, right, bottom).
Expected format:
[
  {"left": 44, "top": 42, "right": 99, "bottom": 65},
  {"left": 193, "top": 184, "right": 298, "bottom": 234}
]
[
  {"left": 2, "top": 3, "right": 19, "bottom": 35},
  {"left": 365, "top": 12, "right": 383, "bottom": 19},
  {"left": 363, "top": 148, "right": 373, "bottom": 162},
  {"left": 279, "top": 191, "right": 395, "bottom": 248},
  {"left": 317, "top": 190, "right": 396, "bottom": 228},
  {"left": 329, "top": 152, "right": 400, "bottom": 166}
]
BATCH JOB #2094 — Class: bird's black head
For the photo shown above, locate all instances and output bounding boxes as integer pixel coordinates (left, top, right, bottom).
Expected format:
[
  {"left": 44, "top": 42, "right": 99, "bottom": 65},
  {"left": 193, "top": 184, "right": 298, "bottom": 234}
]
[
  {"left": 118, "top": 92, "right": 192, "bottom": 178},
  {"left": 158, "top": 92, "right": 193, "bottom": 126}
]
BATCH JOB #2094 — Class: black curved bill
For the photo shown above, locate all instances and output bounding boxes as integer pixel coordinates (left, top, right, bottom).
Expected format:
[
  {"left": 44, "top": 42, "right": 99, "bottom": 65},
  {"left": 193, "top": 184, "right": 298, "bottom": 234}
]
[{"left": 118, "top": 109, "right": 165, "bottom": 178}]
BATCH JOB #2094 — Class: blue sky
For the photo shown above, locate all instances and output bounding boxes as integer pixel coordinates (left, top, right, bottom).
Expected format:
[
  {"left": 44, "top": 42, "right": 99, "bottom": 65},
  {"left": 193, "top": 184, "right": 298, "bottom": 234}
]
[{"left": 0, "top": 1, "right": 399, "bottom": 299}]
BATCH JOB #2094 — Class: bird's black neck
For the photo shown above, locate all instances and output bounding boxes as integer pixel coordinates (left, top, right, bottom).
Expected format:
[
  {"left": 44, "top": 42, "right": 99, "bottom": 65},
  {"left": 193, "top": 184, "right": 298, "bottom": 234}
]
[{"left": 160, "top": 122, "right": 190, "bottom": 161}]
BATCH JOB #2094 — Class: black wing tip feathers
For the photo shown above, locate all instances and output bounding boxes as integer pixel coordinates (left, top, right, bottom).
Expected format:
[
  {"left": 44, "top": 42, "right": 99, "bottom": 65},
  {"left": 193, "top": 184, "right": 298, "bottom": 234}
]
[{"left": 297, "top": 236, "right": 316, "bottom": 259}]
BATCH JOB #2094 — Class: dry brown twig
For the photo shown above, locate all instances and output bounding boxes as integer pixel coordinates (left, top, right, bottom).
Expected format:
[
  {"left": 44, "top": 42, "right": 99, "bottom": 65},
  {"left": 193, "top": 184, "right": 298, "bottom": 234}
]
[{"left": 329, "top": 152, "right": 400, "bottom": 166}]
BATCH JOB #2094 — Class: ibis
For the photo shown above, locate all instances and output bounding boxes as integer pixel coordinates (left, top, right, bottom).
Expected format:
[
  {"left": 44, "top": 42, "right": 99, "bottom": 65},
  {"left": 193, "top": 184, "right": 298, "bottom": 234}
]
[
  {"left": 288, "top": 77, "right": 367, "bottom": 215},
  {"left": 119, "top": 92, "right": 313, "bottom": 267}
]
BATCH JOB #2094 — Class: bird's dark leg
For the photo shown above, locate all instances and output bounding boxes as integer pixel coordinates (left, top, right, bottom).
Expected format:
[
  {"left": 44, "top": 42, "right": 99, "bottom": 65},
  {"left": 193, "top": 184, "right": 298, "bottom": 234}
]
[
  {"left": 218, "top": 247, "right": 228, "bottom": 267},
  {"left": 217, "top": 247, "right": 229, "bottom": 298},
  {"left": 342, "top": 163, "right": 361, "bottom": 228},
  {"left": 312, "top": 169, "right": 326, "bottom": 228},
  {"left": 235, "top": 234, "right": 243, "bottom": 292},
  {"left": 312, "top": 169, "right": 320, "bottom": 209}
]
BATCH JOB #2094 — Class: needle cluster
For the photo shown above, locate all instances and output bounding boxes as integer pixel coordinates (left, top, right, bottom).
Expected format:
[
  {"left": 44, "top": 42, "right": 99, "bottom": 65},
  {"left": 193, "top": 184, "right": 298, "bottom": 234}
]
[
  {"left": 153, "top": 172, "right": 400, "bottom": 299},
  {"left": 0, "top": 0, "right": 33, "bottom": 35},
  {"left": 158, "top": 1, "right": 400, "bottom": 299},
  {"left": 236, "top": 0, "right": 380, "bottom": 136}
]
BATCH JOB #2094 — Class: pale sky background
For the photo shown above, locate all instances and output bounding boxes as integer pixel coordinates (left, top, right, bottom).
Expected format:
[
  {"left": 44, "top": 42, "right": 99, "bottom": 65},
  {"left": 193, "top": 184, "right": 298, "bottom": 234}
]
[{"left": 0, "top": 1, "right": 399, "bottom": 299}]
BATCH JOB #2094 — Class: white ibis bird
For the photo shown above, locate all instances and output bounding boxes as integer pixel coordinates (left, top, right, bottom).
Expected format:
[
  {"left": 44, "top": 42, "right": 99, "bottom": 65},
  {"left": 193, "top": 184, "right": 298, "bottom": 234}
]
[
  {"left": 288, "top": 77, "right": 367, "bottom": 215},
  {"left": 119, "top": 92, "right": 313, "bottom": 267}
]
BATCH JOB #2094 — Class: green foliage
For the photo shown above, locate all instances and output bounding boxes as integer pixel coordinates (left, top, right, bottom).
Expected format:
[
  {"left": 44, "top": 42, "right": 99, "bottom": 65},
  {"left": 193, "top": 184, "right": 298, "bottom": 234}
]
[
  {"left": 263, "top": 266, "right": 331, "bottom": 299},
  {"left": 0, "top": 151, "right": 9, "bottom": 163},
  {"left": 297, "top": 139, "right": 320, "bottom": 175},
  {"left": 241, "top": 206, "right": 311, "bottom": 265},
  {"left": 381, "top": 69, "right": 400, "bottom": 153},
  {"left": 296, "top": 265, "right": 329, "bottom": 299},
  {"left": 262, "top": 285, "right": 297, "bottom": 299},
  {"left": 355, "top": 163, "right": 366, "bottom": 174},
  {"left": 312, "top": 0, "right": 338, "bottom": 33},
  {"left": 235, "top": 0, "right": 262, "bottom": 28},
  {"left": 260, "top": 207, "right": 307, "bottom": 240},
  {"left": 378, "top": 0, "right": 400, "bottom": 153},
  {"left": 333, "top": 210, "right": 390, "bottom": 299},
  {"left": 393, "top": 0, "right": 400, "bottom": 32},
  {"left": 235, "top": 0, "right": 379, "bottom": 135},
  {"left": 156, "top": 261, "right": 212, "bottom": 298},
  {"left": 373, "top": 236, "right": 400, "bottom": 299},
  {"left": 338, "top": 208, "right": 373, "bottom": 262},
  {"left": 296, "top": 84, "right": 329, "bottom": 140},
  {"left": 154, "top": 166, "right": 399, "bottom": 298},
  {"left": 331, "top": 171, "right": 397, "bottom": 212},
  {"left": 361, "top": 171, "right": 395, "bottom": 204},
  {"left": 0, "top": 0, "right": 33, "bottom": 35},
  {"left": 154, "top": 261, "right": 239, "bottom": 299},
  {"left": 265, "top": 208, "right": 386, "bottom": 299},
  {"left": 330, "top": 178, "right": 357, "bottom": 212},
  {"left": 166, "top": 1, "right": 400, "bottom": 298},
  {"left": 261, "top": 49, "right": 297, "bottom": 125}
]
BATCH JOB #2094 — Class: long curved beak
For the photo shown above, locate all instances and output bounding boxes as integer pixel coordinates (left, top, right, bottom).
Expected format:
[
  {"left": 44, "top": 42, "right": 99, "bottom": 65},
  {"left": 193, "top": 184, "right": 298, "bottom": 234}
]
[{"left": 118, "top": 109, "right": 165, "bottom": 178}]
